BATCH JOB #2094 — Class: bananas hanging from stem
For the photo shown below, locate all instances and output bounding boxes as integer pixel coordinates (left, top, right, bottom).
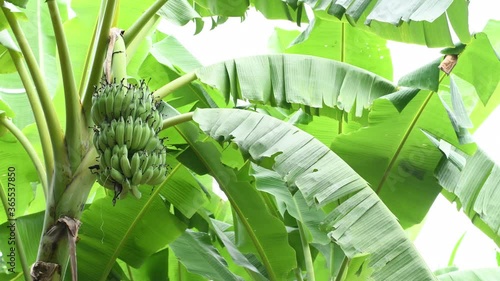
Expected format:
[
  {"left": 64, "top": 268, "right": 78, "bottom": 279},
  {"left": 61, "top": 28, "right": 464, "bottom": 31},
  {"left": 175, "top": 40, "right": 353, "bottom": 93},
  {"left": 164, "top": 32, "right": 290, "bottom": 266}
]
[{"left": 91, "top": 28, "right": 168, "bottom": 205}]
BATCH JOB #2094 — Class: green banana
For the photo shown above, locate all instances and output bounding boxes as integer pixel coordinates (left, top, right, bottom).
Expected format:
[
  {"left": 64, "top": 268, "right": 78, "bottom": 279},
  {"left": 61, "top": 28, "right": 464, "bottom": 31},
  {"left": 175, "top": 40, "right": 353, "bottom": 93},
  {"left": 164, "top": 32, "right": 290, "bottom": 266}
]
[
  {"left": 105, "top": 90, "right": 115, "bottom": 119},
  {"left": 103, "top": 148, "right": 112, "bottom": 168},
  {"left": 106, "top": 122, "right": 116, "bottom": 147},
  {"left": 130, "top": 152, "right": 141, "bottom": 175},
  {"left": 124, "top": 116, "right": 134, "bottom": 148},
  {"left": 110, "top": 167, "right": 125, "bottom": 184},
  {"left": 144, "top": 137, "right": 158, "bottom": 152},
  {"left": 98, "top": 94, "right": 107, "bottom": 120},
  {"left": 131, "top": 185, "right": 142, "bottom": 199},
  {"left": 149, "top": 166, "right": 167, "bottom": 185},
  {"left": 91, "top": 101, "right": 104, "bottom": 125},
  {"left": 142, "top": 166, "right": 154, "bottom": 183},
  {"left": 117, "top": 179, "right": 130, "bottom": 199},
  {"left": 131, "top": 119, "right": 143, "bottom": 150},
  {"left": 131, "top": 169, "right": 143, "bottom": 186},
  {"left": 137, "top": 126, "right": 152, "bottom": 149},
  {"left": 113, "top": 87, "right": 125, "bottom": 119},
  {"left": 110, "top": 155, "right": 120, "bottom": 172},
  {"left": 121, "top": 91, "right": 134, "bottom": 114},
  {"left": 115, "top": 117, "right": 125, "bottom": 146},
  {"left": 120, "top": 154, "right": 132, "bottom": 179}
]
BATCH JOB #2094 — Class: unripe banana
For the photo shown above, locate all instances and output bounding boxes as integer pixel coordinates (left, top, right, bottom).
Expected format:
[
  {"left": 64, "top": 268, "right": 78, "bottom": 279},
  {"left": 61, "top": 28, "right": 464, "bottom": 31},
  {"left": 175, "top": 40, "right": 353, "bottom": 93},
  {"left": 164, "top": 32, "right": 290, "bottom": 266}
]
[
  {"left": 105, "top": 90, "right": 115, "bottom": 119},
  {"left": 131, "top": 185, "right": 142, "bottom": 199},
  {"left": 96, "top": 95, "right": 107, "bottom": 120},
  {"left": 115, "top": 117, "right": 125, "bottom": 146},
  {"left": 139, "top": 151, "right": 151, "bottom": 173},
  {"left": 130, "top": 152, "right": 141, "bottom": 175},
  {"left": 138, "top": 126, "right": 152, "bottom": 149},
  {"left": 131, "top": 169, "right": 143, "bottom": 186},
  {"left": 121, "top": 91, "right": 134, "bottom": 114},
  {"left": 124, "top": 116, "right": 134, "bottom": 148},
  {"left": 91, "top": 102, "right": 104, "bottom": 125},
  {"left": 113, "top": 87, "right": 125, "bottom": 119},
  {"left": 118, "top": 179, "right": 131, "bottom": 199},
  {"left": 103, "top": 148, "right": 112, "bottom": 168},
  {"left": 120, "top": 154, "right": 132, "bottom": 179},
  {"left": 145, "top": 137, "right": 158, "bottom": 152},
  {"left": 106, "top": 124, "right": 116, "bottom": 147},
  {"left": 142, "top": 166, "right": 154, "bottom": 183},
  {"left": 149, "top": 166, "right": 167, "bottom": 185},
  {"left": 110, "top": 167, "right": 125, "bottom": 184},
  {"left": 131, "top": 119, "right": 143, "bottom": 150},
  {"left": 110, "top": 155, "right": 120, "bottom": 171}
]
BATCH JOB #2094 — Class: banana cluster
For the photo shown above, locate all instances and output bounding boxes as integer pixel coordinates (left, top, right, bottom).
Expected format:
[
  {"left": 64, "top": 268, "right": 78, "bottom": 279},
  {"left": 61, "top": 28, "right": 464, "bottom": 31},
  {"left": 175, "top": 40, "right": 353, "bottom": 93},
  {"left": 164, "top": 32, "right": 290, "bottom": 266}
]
[{"left": 91, "top": 81, "right": 167, "bottom": 200}]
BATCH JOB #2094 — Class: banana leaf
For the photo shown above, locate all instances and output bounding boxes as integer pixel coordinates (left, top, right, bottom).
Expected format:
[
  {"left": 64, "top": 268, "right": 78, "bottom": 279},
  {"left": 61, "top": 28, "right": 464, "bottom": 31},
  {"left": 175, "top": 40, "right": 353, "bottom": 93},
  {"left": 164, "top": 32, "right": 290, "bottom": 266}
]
[{"left": 191, "top": 108, "right": 436, "bottom": 280}]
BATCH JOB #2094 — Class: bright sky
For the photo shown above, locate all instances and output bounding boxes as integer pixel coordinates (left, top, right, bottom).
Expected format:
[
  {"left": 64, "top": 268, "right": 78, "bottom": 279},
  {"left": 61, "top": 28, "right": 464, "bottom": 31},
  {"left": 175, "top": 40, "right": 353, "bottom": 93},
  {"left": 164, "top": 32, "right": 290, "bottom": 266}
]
[{"left": 161, "top": 1, "right": 500, "bottom": 272}]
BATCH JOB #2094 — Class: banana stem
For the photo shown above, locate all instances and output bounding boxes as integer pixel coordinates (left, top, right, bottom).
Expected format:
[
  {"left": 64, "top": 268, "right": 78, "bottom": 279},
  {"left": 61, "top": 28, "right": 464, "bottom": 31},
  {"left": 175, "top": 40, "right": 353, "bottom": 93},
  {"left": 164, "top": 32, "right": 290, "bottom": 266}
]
[
  {"left": 0, "top": 117, "right": 48, "bottom": 196},
  {"left": 153, "top": 72, "right": 197, "bottom": 100},
  {"left": 0, "top": 181, "right": 31, "bottom": 281},
  {"left": 123, "top": 0, "right": 168, "bottom": 46},
  {"left": 161, "top": 112, "right": 194, "bottom": 130},
  {"left": 8, "top": 49, "right": 54, "bottom": 186},
  {"left": 47, "top": 0, "right": 82, "bottom": 172}
]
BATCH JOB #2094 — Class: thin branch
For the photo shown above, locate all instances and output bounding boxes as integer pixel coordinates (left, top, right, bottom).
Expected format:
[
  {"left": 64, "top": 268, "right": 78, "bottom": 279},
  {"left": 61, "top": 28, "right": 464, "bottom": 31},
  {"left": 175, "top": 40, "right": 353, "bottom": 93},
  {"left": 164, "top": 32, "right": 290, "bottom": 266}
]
[
  {"left": 81, "top": 0, "right": 118, "bottom": 123},
  {"left": 8, "top": 49, "right": 54, "bottom": 184},
  {"left": 46, "top": 0, "right": 82, "bottom": 172},
  {"left": 0, "top": 181, "right": 31, "bottom": 281},
  {"left": 161, "top": 112, "right": 194, "bottom": 130},
  {"left": 153, "top": 72, "right": 197, "bottom": 100},
  {"left": 0, "top": 117, "right": 48, "bottom": 196},
  {"left": 123, "top": 0, "right": 168, "bottom": 46}
]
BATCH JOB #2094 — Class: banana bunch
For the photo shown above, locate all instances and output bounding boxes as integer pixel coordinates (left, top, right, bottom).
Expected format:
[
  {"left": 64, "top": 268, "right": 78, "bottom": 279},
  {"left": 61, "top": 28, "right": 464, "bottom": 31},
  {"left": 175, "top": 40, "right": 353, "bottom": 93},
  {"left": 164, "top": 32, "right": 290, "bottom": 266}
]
[{"left": 91, "top": 81, "right": 167, "bottom": 200}]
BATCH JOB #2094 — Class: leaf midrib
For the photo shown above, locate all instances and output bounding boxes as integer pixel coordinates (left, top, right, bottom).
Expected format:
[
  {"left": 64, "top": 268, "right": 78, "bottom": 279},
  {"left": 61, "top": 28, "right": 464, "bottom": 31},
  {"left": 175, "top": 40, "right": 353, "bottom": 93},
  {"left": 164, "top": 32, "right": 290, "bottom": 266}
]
[
  {"left": 175, "top": 127, "right": 278, "bottom": 281},
  {"left": 375, "top": 91, "right": 434, "bottom": 194},
  {"left": 99, "top": 164, "right": 182, "bottom": 281}
]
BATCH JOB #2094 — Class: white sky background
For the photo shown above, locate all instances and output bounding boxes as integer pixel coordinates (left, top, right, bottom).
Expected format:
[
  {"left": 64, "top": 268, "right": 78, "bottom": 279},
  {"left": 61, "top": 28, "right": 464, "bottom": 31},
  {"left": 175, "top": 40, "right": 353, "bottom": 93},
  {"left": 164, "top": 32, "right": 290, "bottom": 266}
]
[{"left": 161, "top": 1, "right": 500, "bottom": 271}]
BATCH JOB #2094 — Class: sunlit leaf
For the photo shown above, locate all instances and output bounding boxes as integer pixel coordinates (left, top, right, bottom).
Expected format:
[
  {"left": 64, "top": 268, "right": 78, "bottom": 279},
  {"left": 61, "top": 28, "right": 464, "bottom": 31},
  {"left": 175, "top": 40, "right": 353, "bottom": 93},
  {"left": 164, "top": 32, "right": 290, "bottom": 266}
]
[
  {"left": 193, "top": 108, "right": 435, "bottom": 280},
  {"left": 170, "top": 229, "right": 245, "bottom": 281},
  {"left": 195, "top": 54, "right": 396, "bottom": 117}
]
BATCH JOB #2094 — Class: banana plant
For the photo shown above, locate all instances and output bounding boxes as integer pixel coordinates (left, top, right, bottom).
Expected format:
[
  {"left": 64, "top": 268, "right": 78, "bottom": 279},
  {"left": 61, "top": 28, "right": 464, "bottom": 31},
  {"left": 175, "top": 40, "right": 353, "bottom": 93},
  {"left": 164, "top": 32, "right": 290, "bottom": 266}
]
[{"left": 0, "top": 0, "right": 499, "bottom": 281}]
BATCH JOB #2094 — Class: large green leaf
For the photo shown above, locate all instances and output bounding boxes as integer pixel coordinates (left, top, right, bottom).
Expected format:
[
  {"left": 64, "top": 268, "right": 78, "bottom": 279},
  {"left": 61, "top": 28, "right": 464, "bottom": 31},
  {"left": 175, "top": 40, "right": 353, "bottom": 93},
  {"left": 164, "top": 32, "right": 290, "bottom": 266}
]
[
  {"left": 170, "top": 229, "right": 245, "bottom": 281},
  {"left": 428, "top": 134, "right": 500, "bottom": 246},
  {"left": 289, "top": 0, "right": 470, "bottom": 47},
  {"left": 0, "top": 211, "right": 43, "bottom": 275},
  {"left": 331, "top": 91, "right": 467, "bottom": 228},
  {"left": 169, "top": 106, "right": 297, "bottom": 280},
  {"left": 192, "top": 108, "right": 436, "bottom": 280},
  {"left": 0, "top": 132, "right": 39, "bottom": 225},
  {"left": 269, "top": 17, "right": 393, "bottom": 80},
  {"left": 76, "top": 167, "right": 188, "bottom": 280},
  {"left": 252, "top": 165, "right": 330, "bottom": 245},
  {"left": 194, "top": 54, "right": 396, "bottom": 117},
  {"left": 452, "top": 32, "right": 500, "bottom": 105}
]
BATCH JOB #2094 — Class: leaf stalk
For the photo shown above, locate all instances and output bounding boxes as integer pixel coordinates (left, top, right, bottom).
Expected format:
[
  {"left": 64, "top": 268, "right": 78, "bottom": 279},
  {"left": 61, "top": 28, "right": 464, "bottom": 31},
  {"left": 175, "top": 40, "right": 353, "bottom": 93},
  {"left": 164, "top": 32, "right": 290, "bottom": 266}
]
[
  {"left": 153, "top": 72, "right": 197, "bottom": 100},
  {"left": 8, "top": 49, "right": 54, "bottom": 183},
  {"left": 46, "top": 0, "right": 82, "bottom": 172}
]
